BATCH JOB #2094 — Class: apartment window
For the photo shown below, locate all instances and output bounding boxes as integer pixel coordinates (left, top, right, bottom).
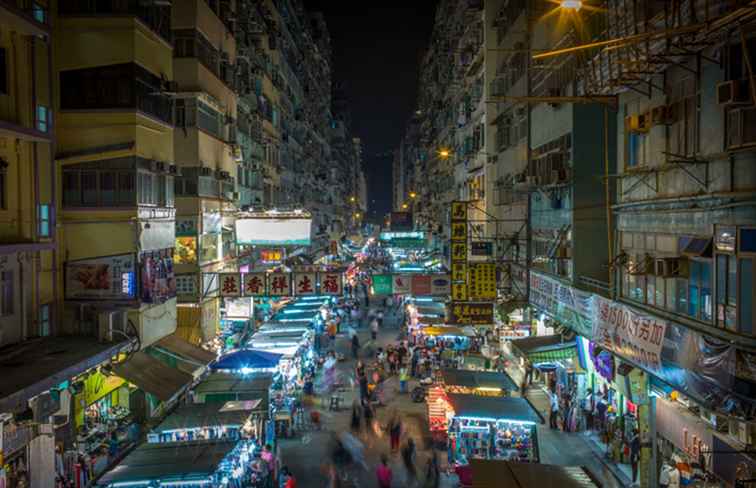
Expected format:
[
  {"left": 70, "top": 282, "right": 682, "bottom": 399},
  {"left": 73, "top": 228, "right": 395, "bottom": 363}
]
[
  {"left": 39, "top": 304, "right": 50, "bottom": 337},
  {"left": 688, "top": 260, "right": 712, "bottom": 321},
  {"left": 38, "top": 204, "right": 50, "bottom": 237},
  {"left": 627, "top": 132, "right": 645, "bottom": 168},
  {"left": 32, "top": 2, "right": 46, "bottom": 23},
  {"left": 0, "top": 271, "right": 13, "bottom": 316},
  {"left": 738, "top": 257, "right": 753, "bottom": 334},
  {"left": 60, "top": 63, "right": 172, "bottom": 125},
  {"left": 715, "top": 226, "right": 756, "bottom": 335},
  {"left": 0, "top": 168, "right": 6, "bottom": 209},
  {"left": 197, "top": 101, "right": 222, "bottom": 139},
  {"left": 36, "top": 105, "right": 49, "bottom": 133},
  {"left": 82, "top": 171, "right": 98, "bottom": 205},
  {"left": 669, "top": 77, "right": 698, "bottom": 157},
  {"left": 0, "top": 48, "right": 6, "bottom": 95}
]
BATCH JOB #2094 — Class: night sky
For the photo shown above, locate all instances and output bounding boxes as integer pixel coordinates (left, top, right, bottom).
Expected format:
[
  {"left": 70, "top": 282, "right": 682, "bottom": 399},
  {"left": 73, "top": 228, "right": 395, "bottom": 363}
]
[{"left": 304, "top": 1, "right": 438, "bottom": 220}]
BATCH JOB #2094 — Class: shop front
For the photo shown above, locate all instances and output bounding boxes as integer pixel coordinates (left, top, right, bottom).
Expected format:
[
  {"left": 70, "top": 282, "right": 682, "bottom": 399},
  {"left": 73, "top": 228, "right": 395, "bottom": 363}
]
[
  {"left": 97, "top": 439, "right": 258, "bottom": 487},
  {"left": 444, "top": 393, "right": 543, "bottom": 463}
]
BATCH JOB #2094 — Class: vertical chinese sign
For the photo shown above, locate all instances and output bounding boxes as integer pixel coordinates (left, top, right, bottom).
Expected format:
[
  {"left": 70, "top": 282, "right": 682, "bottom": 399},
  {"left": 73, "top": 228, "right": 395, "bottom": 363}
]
[
  {"left": 243, "top": 273, "right": 266, "bottom": 296},
  {"left": 450, "top": 201, "right": 468, "bottom": 303},
  {"left": 220, "top": 273, "right": 241, "bottom": 297}
]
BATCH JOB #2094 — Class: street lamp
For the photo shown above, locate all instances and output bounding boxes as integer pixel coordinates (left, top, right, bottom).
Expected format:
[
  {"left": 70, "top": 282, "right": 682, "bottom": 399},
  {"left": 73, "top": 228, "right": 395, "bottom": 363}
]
[
  {"left": 401, "top": 203, "right": 409, "bottom": 210},
  {"left": 409, "top": 191, "right": 417, "bottom": 199},
  {"left": 438, "top": 148, "right": 451, "bottom": 159},
  {"left": 354, "top": 212, "right": 361, "bottom": 219},
  {"left": 560, "top": 0, "right": 582, "bottom": 10},
  {"left": 349, "top": 196, "right": 356, "bottom": 203}
]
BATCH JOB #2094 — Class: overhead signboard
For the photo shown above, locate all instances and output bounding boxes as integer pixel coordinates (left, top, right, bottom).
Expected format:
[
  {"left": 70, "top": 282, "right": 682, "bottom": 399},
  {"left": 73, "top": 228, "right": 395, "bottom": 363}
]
[
  {"left": 320, "top": 273, "right": 343, "bottom": 295},
  {"left": 243, "top": 273, "right": 266, "bottom": 296},
  {"left": 235, "top": 217, "right": 312, "bottom": 246},
  {"left": 447, "top": 302, "right": 495, "bottom": 325},
  {"left": 371, "top": 274, "right": 449, "bottom": 296},
  {"left": 220, "top": 273, "right": 242, "bottom": 297},
  {"left": 468, "top": 263, "right": 497, "bottom": 300},
  {"left": 471, "top": 241, "right": 493, "bottom": 256},
  {"left": 268, "top": 272, "right": 292, "bottom": 296},
  {"left": 392, "top": 274, "right": 412, "bottom": 294},
  {"left": 65, "top": 254, "right": 137, "bottom": 301},
  {"left": 372, "top": 274, "right": 393, "bottom": 295},
  {"left": 430, "top": 275, "right": 451, "bottom": 295},
  {"left": 294, "top": 273, "right": 317, "bottom": 295},
  {"left": 411, "top": 275, "right": 431, "bottom": 295},
  {"left": 260, "top": 249, "right": 284, "bottom": 264}
]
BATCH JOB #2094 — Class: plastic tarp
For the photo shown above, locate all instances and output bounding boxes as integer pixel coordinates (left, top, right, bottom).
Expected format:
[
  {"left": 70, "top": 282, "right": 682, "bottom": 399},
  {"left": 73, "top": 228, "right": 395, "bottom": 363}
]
[
  {"left": 446, "top": 393, "right": 544, "bottom": 424},
  {"left": 210, "top": 348, "right": 283, "bottom": 371},
  {"left": 98, "top": 440, "right": 236, "bottom": 485},
  {"left": 470, "top": 459, "right": 600, "bottom": 488},
  {"left": 112, "top": 351, "right": 193, "bottom": 402},
  {"left": 441, "top": 369, "right": 519, "bottom": 392},
  {"left": 153, "top": 402, "right": 253, "bottom": 433}
]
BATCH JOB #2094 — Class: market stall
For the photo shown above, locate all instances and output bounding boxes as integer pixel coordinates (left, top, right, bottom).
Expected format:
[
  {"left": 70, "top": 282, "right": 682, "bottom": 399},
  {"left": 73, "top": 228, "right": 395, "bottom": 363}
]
[
  {"left": 413, "top": 325, "right": 472, "bottom": 351},
  {"left": 148, "top": 401, "right": 263, "bottom": 444},
  {"left": 97, "top": 440, "right": 259, "bottom": 487},
  {"left": 427, "top": 370, "right": 519, "bottom": 434},
  {"left": 444, "top": 393, "right": 543, "bottom": 463},
  {"left": 211, "top": 348, "right": 284, "bottom": 375}
]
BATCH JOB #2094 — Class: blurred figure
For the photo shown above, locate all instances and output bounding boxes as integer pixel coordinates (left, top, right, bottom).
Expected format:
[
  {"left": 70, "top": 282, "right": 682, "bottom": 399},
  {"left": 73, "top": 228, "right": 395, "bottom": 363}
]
[
  {"left": 376, "top": 454, "right": 393, "bottom": 488},
  {"left": 402, "top": 437, "right": 417, "bottom": 479}
]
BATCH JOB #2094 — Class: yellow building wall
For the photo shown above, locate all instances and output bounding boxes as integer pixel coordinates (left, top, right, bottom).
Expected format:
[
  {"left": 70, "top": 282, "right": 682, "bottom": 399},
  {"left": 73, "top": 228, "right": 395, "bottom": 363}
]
[
  {"left": 129, "top": 298, "right": 178, "bottom": 347},
  {"left": 60, "top": 218, "right": 137, "bottom": 261}
]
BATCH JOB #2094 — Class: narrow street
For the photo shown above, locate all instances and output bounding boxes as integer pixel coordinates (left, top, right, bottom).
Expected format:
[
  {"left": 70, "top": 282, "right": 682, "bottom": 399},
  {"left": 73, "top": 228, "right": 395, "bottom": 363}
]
[{"left": 280, "top": 297, "right": 629, "bottom": 488}]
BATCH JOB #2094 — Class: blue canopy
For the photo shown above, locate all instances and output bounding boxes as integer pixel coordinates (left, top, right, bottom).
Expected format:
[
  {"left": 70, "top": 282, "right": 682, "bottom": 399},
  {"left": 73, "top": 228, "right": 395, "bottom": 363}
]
[{"left": 211, "top": 348, "right": 283, "bottom": 371}]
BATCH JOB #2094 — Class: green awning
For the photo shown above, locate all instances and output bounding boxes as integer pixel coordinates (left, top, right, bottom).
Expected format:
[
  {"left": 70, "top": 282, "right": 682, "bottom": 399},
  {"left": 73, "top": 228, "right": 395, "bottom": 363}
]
[{"left": 527, "top": 343, "right": 577, "bottom": 363}]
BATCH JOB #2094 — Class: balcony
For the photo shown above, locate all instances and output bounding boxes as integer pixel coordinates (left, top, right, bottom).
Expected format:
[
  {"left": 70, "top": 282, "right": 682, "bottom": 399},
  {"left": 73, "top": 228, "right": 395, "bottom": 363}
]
[
  {"left": 0, "top": 0, "right": 49, "bottom": 36},
  {"left": 59, "top": 0, "right": 172, "bottom": 44}
]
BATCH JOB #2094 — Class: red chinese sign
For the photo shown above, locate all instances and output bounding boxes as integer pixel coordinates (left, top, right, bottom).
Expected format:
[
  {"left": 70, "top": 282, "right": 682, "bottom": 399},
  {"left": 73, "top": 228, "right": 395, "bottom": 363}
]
[
  {"left": 294, "top": 273, "right": 317, "bottom": 296},
  {"left": 268, "top": 273, "right": 291, "bottom": 296},
  {"left": 220, "top": 273, "right": 241, "bottom": 297},
  {"left": 410, "top": 275, "right": 431, "bottom": 295},
  {"left": 320, "top": 273, "right": 342, "bottom": 295},
  {"left": 243, "top": 273, "right": 266, "bottom": 296}
]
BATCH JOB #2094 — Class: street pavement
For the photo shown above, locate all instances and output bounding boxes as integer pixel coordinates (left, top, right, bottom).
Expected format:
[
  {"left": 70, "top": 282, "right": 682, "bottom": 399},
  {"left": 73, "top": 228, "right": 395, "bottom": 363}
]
[{"left": 279, "top": 297, "right": 631, "bottom": 487}]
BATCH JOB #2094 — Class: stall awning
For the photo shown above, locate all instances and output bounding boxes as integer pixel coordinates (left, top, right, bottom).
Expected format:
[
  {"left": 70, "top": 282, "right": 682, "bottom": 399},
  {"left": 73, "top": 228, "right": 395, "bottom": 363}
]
[
  {"left": 98, "top": 440, "right": 236, "bottom": 485},
  {"left": 153, "top": 402, "right": 254, "bottom": 433},
  {"left": 151, "top": 333, "right": 216, "bottom": 376},
  {"left": 194, "top": 372, "right": 272, "bottom": 396},
  {"left": 446, "top": 393, "right": 544, "bottom": 424},
  {"left": 470, "top": 459, "right": 600, "bottom": 488},
  {"left": 441, "top": 369, "right": 518, "bottom": 392},
  {"left": 423, "top": 326, "right": 465, "bottom": 337},
  {"left": 511, "top": 335, "right": 576, "bottom": 363},
  {"left": 211, "top": 348, "right": 283, "bottom": 371},
  {"left": 112, "top": 351, "right": 193, "bottom": 403}
]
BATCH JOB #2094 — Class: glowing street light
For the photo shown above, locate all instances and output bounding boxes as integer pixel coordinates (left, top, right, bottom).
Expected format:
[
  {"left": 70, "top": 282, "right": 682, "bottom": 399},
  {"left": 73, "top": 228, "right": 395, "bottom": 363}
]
[
  {"left": 349, "top": 196, "right": 356, "bottom": 203},
  {"left": 438, "top": 149, "right": 451, "bottom": 159},
  {"left": 560, "top": 0, "right": 582, "bottom": 10},
  {"left": 409, "top": 191, "right": 417, "bottom": 199},
  {"left": 354, "top": 212, "right": 361, "bottom": 219},
  {"left": 401, "top": 203, "right": 409, "bottom": 210}
]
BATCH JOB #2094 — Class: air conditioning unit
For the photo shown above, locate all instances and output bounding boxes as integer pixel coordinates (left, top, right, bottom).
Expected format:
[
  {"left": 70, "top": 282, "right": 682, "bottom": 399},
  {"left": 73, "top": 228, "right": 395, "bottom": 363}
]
[
  {"left": 651, "top": 105, "right": 670, "bottom": 125},
  {"left": 155, "top": 161, "right": 167, "bottom": 173},
  {"left": 232, "top": 191, "right": 241, "bottom": 200},
  {"left": 727, "top": 107, "right": 756, "bottom": 149},
  {"left": 169, "top": 164, "right": 181, "bottom": 176},
  {"left": 200, "top": 166, "right": 213, "bottom": 176},
  {"left": 717, "top": 79, "right": 751, "bottom": 105},
  {"left": 30, "top": 391, "right": 60, "bottom": 423},
  {"left": 220, "top": 170, "right": 231, "bottom": 180},
  {"left": 655, "top": 257, "right": 690, "bottom": 277},
  {"left": 98, "top": 310, "right": 127, "bottom": 343}
]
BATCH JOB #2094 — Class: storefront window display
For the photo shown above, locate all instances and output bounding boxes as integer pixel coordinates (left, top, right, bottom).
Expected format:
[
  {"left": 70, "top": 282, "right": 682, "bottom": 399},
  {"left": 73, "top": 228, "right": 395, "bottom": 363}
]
[
  {"left": 200, "top": 233, "right": 221, "bottom": 264},
  {"left": 141, "top": 250, "right": 176, "bottom": 303},
  {"left": 175, "top": 237, "right": 198, "bottom": 264}
]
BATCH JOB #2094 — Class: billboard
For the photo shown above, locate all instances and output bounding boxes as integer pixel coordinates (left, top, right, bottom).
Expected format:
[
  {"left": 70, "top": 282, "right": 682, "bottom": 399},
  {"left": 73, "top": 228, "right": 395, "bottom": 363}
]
[
  {"left": 140, "top": 251, "right": 176, "bottom": 304},
  {"left": 65, "top": 254, "right": 137, "bottom": 301},
  {"left": 236, "top": 218, "right": 312, "bottom": 246}
]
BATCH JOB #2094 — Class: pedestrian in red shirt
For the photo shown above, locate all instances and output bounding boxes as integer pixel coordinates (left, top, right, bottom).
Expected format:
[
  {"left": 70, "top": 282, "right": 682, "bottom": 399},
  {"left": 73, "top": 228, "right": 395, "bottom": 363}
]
[{"left": 376, "top": 454, "right": 392, "bottom": 488}]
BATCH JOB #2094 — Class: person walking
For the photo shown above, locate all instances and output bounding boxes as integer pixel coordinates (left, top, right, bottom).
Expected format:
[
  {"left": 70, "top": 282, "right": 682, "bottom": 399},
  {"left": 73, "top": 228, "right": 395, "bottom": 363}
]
[
  {"left": 423, "top": 452, "right": 440, "bottom": 488},
  {"left": 630, "top": 429, "right": 641, "bottom": 485},
  {"left": 358, "top": 371, "right": 369, "bottom": 405},
  {"left": 327, "top": 321, "right": 337, "bottom": 350},
  {"left": 350, "top": 400, "right": 362, "bottom": 432},
  {"left": 401, "top": 437, "right": 417, "bottom": 480},
  {"left": 549, "top": 391, "right": 560, "bottom": 429},
  {"left": 351, "top": 333, "right": 360, "bottom": 360},
  {"left": 370, "top": 317, "right": 379, "bottom": 341},
  {"left": 387, "top": 411, "right": 402, "bottom": 452},
  {"left": 399, "top": 365, "right": 409, "bottom": 393},
  {"left": 377, "top": 309, "right": 385, "bottom": 327},
  {"left": 376, "top": 454, "right": 393, "bottom": 488}
]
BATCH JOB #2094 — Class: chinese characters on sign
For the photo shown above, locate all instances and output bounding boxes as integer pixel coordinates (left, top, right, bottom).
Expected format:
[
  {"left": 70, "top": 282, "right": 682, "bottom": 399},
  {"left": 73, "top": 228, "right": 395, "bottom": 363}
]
[
  {"left": 321, "top": 273, "right": 342, "bottom": 295},
  {"left": 451, "top": 201, "right": 467, "bottom": 222},
  {"left": 451, "top": 262, "right": 467, "bottom": 283},
  {"left": 294, "top": 273, "right": 316, "bottom": 295},
  {"left": 447, "top": 302, "right": 494, "bottom": 325},
  {"left": 451, "top": 283, "right": 468, "bottom": 301},
  {"left": 268, "top": 273, "right": 291, "bottom": 296},
  {"left": 451, "top": 242, "right": 468, "bottom": 262},
  {"left": 529, "top": 272, "right": 593, "bottom": 338},
  {"left": 468, "top": 263, "right": 497, "bottom": 300},
  {"left": 243, "top": 273, "right": 266, "bottom": 296},
  {"left": 592, "top": 295, "right": 666, "bottom": 371},
  {"left": 220, "top": 273, "right": 241, "bottom": 297},
  {"left": 451, "top": 222, "right": 467, "bottom": 242}
]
